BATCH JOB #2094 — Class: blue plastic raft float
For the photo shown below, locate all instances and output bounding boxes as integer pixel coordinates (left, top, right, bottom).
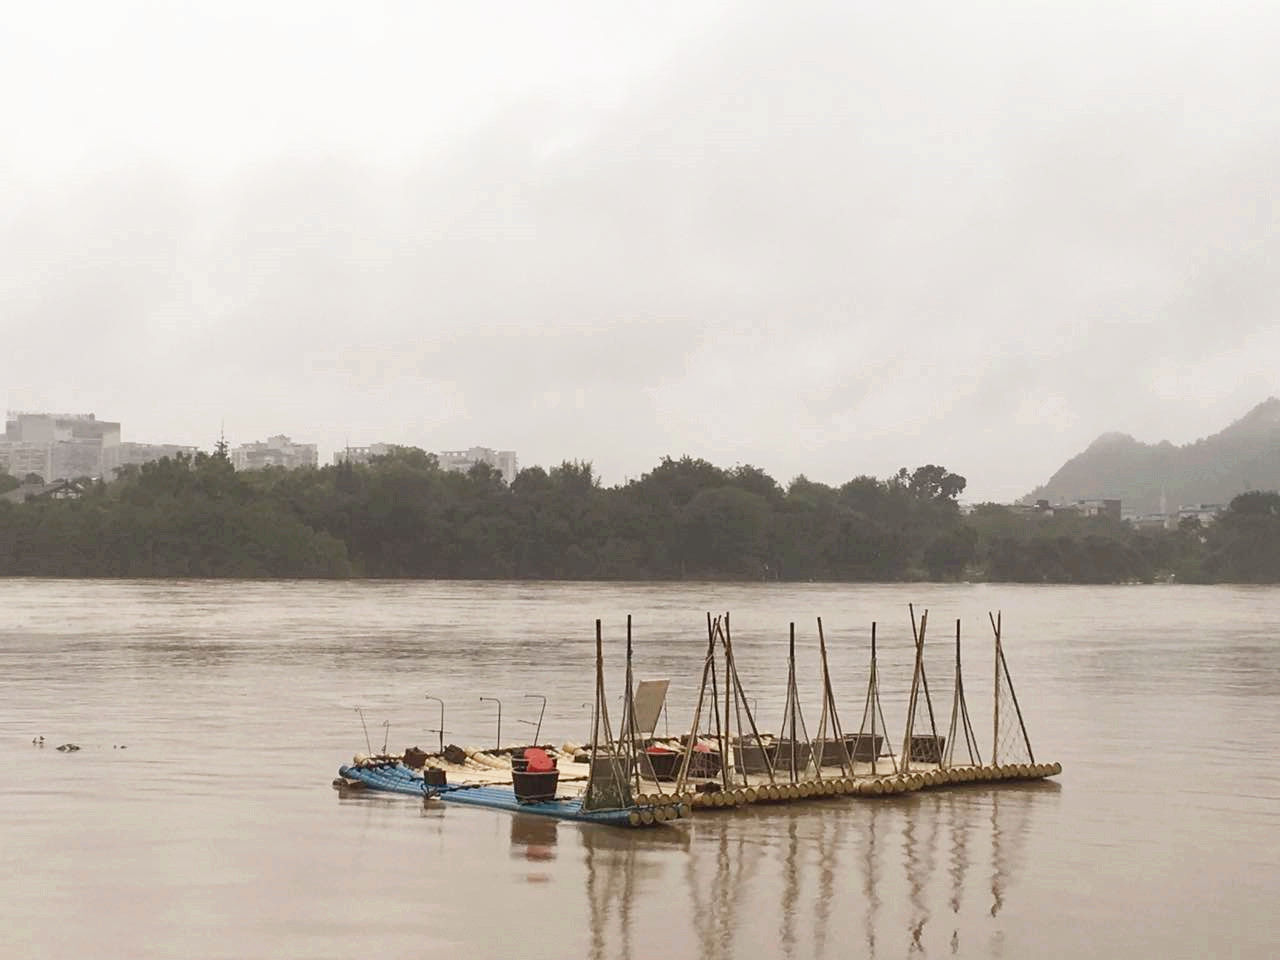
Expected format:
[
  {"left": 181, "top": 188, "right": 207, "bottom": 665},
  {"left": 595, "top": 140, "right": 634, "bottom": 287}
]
[{"left": 336, "top": 761, "right": 689, "bottom": 828}]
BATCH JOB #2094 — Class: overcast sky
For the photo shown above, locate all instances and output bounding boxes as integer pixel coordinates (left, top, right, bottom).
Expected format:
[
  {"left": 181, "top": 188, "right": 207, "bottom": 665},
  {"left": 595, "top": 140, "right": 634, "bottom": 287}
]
[{"left": 3, "top": 0, "right": 1278, "bottom": 501}]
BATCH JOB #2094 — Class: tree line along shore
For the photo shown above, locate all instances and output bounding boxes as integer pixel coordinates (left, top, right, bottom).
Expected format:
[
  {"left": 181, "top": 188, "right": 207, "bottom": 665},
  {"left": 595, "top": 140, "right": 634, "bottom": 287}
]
[{"left": 1, "top": 445, "right": 1277, "bottom": 583}]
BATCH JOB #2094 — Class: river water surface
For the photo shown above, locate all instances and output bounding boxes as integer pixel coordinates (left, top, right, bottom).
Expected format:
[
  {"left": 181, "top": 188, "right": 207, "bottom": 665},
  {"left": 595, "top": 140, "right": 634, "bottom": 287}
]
[{"left": 2, "top": 580, "right": 1278, "bottom": 959}]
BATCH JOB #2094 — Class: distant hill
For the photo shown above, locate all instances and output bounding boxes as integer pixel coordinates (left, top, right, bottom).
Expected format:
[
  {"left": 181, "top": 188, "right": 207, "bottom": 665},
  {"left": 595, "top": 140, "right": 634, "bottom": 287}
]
[{"left": 1024, "top": 398, "right": 1280, "bottom": 515}]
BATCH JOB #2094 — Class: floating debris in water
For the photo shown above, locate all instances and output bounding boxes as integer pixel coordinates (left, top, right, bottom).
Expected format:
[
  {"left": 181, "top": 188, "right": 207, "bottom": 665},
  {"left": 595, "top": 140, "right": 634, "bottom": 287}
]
[
  {"left": 32, "top": 736, "right": 44, "bottom": 746},
  {"left": 55, "top": 743, "right": 81, "bottom": 752}
]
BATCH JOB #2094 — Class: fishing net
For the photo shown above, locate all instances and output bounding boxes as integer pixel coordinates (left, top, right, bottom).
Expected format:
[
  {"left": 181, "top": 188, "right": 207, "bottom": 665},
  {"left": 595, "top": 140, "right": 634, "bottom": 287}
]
[
  {"left": 990, "top": 612, "right": 1035, "bottom": 767},
  {"left": 942, "top": 618, "right": 982, "bottom": 768},
  {"left": 583, "top": 620, "right": 634, "bottom": 812}
]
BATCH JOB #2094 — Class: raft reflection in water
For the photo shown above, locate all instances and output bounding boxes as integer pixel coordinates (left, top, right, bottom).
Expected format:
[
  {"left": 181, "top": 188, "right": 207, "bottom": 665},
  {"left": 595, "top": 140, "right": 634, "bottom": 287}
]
[
  {"left": 573, "top": 780, "right": 1059, "bottom": 960},
  {"left": 510, "top": 814, "right": 558, "bottom": 864}
]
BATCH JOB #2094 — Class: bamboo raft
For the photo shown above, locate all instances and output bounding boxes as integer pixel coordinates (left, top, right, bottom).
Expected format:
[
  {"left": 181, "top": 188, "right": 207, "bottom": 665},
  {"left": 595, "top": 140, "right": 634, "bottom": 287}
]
[
  {"left": 333, "top": 607, "right": 1062, "bottom": 820},
  {"left": 335, "top": 760, "right": 688, "bottom": 826},
  {"left": 599, "top": 608, "right": 1062, "bottom": 812},
  {"left": 334, "top": 622, "right": 692, "bottom": 828}
]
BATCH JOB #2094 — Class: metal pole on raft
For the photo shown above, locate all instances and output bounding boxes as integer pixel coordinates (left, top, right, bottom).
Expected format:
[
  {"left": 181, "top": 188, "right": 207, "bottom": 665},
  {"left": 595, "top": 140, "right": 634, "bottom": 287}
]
[
  {"left": 424, "top": 696, "right": 445, "bottom": 755},
  {"left": 355, "top": 706, "right": 372, "bottom": 755},
  {"left": 522, "top": 694, "right": 547, "bottom": 747},
  {"left": 480, "top": 696, "right": 502, "bottom": 751}
]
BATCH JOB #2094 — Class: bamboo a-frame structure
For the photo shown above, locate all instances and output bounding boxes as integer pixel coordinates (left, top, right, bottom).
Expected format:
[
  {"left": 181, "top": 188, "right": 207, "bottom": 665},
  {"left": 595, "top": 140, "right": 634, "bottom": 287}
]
[
  {"left": 774, "top": 622, "right": 815, "bottom": 783},
  {"left": 900, "top": 605, "right": 943, "bottom": 773},
  {"left": 674, "top": 613, "right": 775, "bottom": 795},
  {"left": 850, "top": 622, "right": 897, "bottom": 776},
  {"left": 811, "top": 617, "right": 857, "bottom": 778}
]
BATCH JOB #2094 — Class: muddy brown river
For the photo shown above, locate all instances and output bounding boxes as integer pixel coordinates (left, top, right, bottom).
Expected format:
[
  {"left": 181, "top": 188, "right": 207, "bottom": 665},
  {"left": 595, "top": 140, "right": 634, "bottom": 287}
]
[{"left": 2, "top": 579, "right": 1277, "bottom": 959}]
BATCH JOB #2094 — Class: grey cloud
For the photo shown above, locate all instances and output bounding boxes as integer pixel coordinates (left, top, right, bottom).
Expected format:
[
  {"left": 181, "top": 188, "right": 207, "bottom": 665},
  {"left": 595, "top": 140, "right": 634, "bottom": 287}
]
[{"left": 3, "top": 1, "right": 1278, "bottom": 498}]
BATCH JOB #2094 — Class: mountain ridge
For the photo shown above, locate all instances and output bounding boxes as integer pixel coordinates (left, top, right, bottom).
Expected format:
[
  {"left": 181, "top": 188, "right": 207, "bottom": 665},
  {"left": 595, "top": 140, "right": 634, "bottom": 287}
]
[{"left": 1024, "top": 398, "right": 1280, "bottom": 515}]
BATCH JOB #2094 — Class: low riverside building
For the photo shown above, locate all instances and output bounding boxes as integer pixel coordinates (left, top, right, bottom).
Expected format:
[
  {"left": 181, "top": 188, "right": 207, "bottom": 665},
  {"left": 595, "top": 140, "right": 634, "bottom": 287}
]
[
  {"left": 1072, "top": 498, "right": 1123, "bottom": 522},
  {"left": 117, "top": 442, "right": 200, "bottom": 470},
  {"left": 437, "top": 446, "right": 518, "bottom": 485},
  {"left": 1176, "top": 503, "right": 1225, "bottom": 526},
  {"left": 1009, "top": 498, "right": 1123, "bottom": 521},
  {"left": 0, "top": 477, "right": 94, "bottom": 504},
  {"left": 332, "top": 443, "right": 393, "bottom": 466},
  {"left": 231, "top": 435, "right": 318, "bottom": 471}
]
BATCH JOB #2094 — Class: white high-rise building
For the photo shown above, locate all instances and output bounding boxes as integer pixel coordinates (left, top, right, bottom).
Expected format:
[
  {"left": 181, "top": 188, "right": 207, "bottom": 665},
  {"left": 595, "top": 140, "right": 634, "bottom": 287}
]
[{"left": 1, "top": 412, "right": 120, "bottom": 480}]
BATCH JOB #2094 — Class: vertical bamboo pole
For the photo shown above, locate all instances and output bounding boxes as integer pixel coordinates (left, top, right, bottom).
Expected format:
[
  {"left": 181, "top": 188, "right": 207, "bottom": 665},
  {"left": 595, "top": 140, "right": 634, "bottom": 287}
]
[
  {"left": 870, "top": 622, "right": 878, "bottom": 777},
  {"left": 818, "top": 616, "right": 853, "bottom": 777},
  {"left": 626, "top": 614, "right": 657, "bottom": 794},
  {"left": 586, "top": 619, "right": 603, "bottom": 808},
  {"left": 807, "top": 619, "right": 824, "bottom": 780},
  {"left": 990, "top": 610, "right": 1001, "bottom": 766},
  {"left": 591, "top": 619, "right": 602, "bottom": 762},
  {"left": 788, "top": 624, "right": 798, "bottom": 783},
  {"left": 708, "top": 615, "right": 726, "bottom": 790},
  {"left": 722, "top": 614, "right": 734, "bottom": 790},
  {"left": 944, "top": 618, "right": 960, "bottom": 768}
]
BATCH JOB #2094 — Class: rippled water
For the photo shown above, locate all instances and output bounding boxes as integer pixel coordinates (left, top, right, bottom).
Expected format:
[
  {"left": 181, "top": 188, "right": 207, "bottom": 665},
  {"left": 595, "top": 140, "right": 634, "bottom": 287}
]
[{"left": 2, "top": 579, "right": 1278, "bottom": 959}]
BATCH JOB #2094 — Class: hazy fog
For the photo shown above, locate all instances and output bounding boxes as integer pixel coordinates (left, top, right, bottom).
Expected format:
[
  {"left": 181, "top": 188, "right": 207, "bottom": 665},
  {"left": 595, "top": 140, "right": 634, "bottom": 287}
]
[{"left": 4, "top": 0, "right": 1278, "bottom": 501}]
